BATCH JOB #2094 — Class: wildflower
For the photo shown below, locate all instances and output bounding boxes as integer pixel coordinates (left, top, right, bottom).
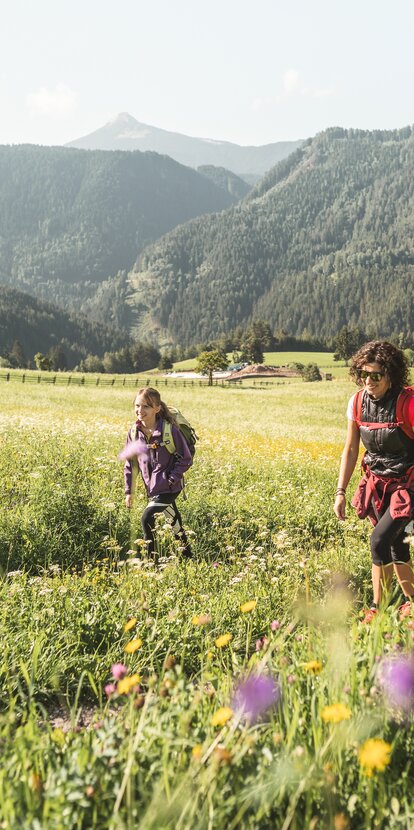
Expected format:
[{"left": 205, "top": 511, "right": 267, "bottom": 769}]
[
  {"left": 211, "top": 706, "right": 233, "bottom": 727},
  {"left": 124, "top": 638, "right": 143, "bottom": 654},
  {"left": 287, "top": 674, "right": 296, "bottom": 684},
  {"left": 192, "top": 614, "right": 211, "bottom": 625},
  {"left": 334, "top": 814, "right": 350, "bottom": 830},
  {"left": 358, "top": 738, "right": 392, "bottom": 777},
  {"left": 118, "top": 440, "right": 141, "bottom": 461},
  {"left": 117, "top": 673, "right": 141, "bottom": 695},
  {"left": 232, "top": 674, "right": 280, "bottom": 723},
  {"left": 321, "top": 703, "right": 352, "bottom": 724},
  {"left": 104, "top": 683, "right": 117, "bottom": 697},
  {"left": 303, "top": 660, "right": 322, "bottom": 674},
  {"left": 271, "top": 620, "right": 281, "bottom": 631},
  {"left": 379, "top": 655, "right": 414, "bottom": 711},
  {"left": 29, "top": 772, "right": 43, "bottom": 793},
  {"left": 213, "top": 746, "right": 232, "bottom": 764},
  {"left": 240, "top": 600, "right": 257, "bottom": 614},
  {"left": 124, "top": 617, "right": 137, "bottom": 632},
  {"left": 215, "top": 633, "right": 232, "bottom": 648},
  {"left": 191, "top": 745, "right": 203, "bottom": 761},
  {"left": 255, "top": 636, "right": 269, "bottom": 651},
  {"left": 111, "top": 663, "right": 127, "bottom": 680}
]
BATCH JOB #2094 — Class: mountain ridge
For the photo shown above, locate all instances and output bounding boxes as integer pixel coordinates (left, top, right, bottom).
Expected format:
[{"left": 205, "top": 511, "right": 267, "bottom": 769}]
[{"left": 66, "top": 112, "right": 303, "bottom": 179}]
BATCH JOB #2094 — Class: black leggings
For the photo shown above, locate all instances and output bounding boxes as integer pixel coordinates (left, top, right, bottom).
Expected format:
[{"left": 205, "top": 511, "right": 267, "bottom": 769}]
[
  {"left": 141, "top": 493, "right": 190, "bottom": 556},
  {"left": 370, "top": 497, "right": 413, "bottom": 566}
]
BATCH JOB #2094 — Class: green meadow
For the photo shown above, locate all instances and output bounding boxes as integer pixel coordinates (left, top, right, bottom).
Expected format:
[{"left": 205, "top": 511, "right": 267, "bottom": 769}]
[
  {"left": 0, "top": 377, "right": 413, "bottom": 829},
  {"left": 172, "top": 351, "right": 337, "bottom": 370}
]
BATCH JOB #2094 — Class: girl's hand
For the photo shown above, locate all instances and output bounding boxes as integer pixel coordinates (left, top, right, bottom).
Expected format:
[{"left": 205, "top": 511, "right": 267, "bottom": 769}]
[
  {"left": 125, "top": 494, "right": 133, "bottom": 509},
  {"left": 334, "top": 494, "right": 346, "bottom": 521}
]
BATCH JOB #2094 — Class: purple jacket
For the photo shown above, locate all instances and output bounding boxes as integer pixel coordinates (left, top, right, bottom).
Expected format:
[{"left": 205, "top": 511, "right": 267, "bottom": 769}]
[{"left": 124, "top": 416, "right": 192, "bottom": 497}]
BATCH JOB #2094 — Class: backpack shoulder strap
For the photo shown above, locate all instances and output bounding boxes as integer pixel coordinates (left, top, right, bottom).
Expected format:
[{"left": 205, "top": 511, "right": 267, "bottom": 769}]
[
  {"left": 161, "top": 420, "right": 176, "bottom": 454},
  {"left": 353, "top": 389, "right": 364, "bottom": 425},
  {"left": 130, "top": 423, "right": 139, "bottom": 441},
  {"left": 396, "top": 387, "right": 414, "bottom": 439}
]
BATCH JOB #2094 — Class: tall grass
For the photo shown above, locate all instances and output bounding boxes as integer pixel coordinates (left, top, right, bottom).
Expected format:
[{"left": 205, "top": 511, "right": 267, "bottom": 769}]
[{"left": 0, "top": 380, "right": 413, "bottom": 828}]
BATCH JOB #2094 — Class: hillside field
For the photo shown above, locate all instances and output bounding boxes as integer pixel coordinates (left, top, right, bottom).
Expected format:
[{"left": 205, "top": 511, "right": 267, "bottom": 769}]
[
  {"left": 0, "top": 378, "right": 413, "bottom": 828},
  {"left": 173, "top": 351, "right": 349, "bottom": 375}
]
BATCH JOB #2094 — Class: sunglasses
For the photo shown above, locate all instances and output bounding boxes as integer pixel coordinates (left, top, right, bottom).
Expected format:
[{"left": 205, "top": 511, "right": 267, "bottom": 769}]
[{"left": 359, "top": 370, "right": 384, "bottom": 382}]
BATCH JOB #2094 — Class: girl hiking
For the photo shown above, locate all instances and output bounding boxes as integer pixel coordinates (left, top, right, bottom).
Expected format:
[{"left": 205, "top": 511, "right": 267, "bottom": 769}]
[
  {"left": 123, "top": 387, "right": 193, "bottom": 559},
  {"left": 334, "top": 341, "right": 414, "bottom": 623}
]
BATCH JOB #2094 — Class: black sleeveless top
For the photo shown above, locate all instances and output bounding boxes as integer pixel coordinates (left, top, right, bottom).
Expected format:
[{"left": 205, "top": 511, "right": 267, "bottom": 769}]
[{"left": 359, "top": 389, "right": 414, "bottom": 477}]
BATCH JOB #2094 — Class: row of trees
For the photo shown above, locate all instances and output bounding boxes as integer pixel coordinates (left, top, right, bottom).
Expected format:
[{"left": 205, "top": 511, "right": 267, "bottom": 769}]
[
  {"left": 1, "top": 340, "right": 161, "bottom": 374},
  {"left": 3, "top": 323, "right": 414, "bottom": 376}
]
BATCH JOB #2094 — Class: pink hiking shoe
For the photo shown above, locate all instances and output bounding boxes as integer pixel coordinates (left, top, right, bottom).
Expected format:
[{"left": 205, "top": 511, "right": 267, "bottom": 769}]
[
  {"left": 399, "top": 601, "right": 413, "bottom": 620},
  {"left": 361, "top": 608, "right": 378, "bottom": 624}
]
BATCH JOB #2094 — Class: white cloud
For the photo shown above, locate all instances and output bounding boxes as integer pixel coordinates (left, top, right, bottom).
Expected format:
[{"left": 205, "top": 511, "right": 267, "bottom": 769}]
[
  {"left": 26, "top": 84, "right": 78, "bottom": 118},
  {"left": 313, "top": 86, "right": 335, "bottom": 99},
  {"left": 252, "top": 70, "right": 335, "bottom": 111},
  {"left": 280, "top": 69, "right": 303, "bottom": 98}
]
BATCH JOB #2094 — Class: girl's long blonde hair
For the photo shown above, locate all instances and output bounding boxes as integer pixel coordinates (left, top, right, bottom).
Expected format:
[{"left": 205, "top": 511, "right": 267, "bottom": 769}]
[{"left": 134, "top": 387, "right": 177, "bottom": 424}]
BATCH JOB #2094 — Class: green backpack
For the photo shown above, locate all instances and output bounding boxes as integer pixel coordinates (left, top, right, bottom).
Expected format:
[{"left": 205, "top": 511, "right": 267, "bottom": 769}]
[{"left": 162, "top": 407, "right": 198, "bottom": 457}]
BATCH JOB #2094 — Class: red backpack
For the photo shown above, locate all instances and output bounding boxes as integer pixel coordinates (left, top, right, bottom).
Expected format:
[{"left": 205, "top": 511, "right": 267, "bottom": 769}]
[{"left": 353, "top": 387, "right": 414, "bottom": 438}]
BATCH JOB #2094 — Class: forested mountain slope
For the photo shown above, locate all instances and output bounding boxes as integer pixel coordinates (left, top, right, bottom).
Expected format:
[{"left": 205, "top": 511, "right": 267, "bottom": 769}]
[
  {"left": 0, "top": 287, "right": 126, "bottom": 366},
  {"left": 129, "top": 126, "right": 414, "bottom": 345},
  {"left": 0, "top": 144, "right": 238, "bottom": 311}
]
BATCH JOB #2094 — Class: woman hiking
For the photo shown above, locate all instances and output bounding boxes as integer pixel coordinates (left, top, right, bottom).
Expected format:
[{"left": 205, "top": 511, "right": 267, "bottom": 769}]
[
  {"left": 334, "top": 341, "right": 414, "bottom": 623},
  {"left": 123, "top": 387, "right": 193, "bottom": 559}
]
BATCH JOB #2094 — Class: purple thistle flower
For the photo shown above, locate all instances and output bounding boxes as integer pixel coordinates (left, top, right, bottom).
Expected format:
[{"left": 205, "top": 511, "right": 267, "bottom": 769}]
[
  {"left": 118, "top": 440, "right": 141, "bottom": 461},
  {"left": 111, "top": 663, "right": 127, "bottom": 680},
  {"left": 232, "top": 674, "right": 280, "bottom": 723},
  {"left": 104, "top": 683, "right": 117, "bottom": 697},
  {"left": 379, "top": 655, "right": 414, "bottom": 711}
]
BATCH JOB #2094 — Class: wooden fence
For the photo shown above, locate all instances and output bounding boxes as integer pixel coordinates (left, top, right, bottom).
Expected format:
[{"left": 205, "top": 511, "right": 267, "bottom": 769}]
[{"left": 0, "top": 372, "right": 291, "bottom": 389}]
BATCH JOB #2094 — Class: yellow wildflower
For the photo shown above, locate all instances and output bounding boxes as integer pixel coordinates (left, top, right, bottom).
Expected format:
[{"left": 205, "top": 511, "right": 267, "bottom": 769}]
[
  {"left": 303, "top": 660, "right": 322, "bottom": 674},
  {"left": 192, "top": 614, "right": 211, "bottom": 625},
  {"left": 124, "top": 638, "right": 143, "bottom": 654},
  {"left": 124, "top": 617, "right": 137, "bottom": 632},
  {"left": 321, "top": 703, "right": 352, "bottom": 724},
  {"left": 240, "top": 600, "right": 257, "bottom": 613},
  {"left": 211, "top": 706, "right": 233, "bottom": 727},
  {"left": 117, "top": 673, "right": 141, "bottom": 695},
  {"left": 191, "top": 745, "right": 203, "bottom": 760},
  {"left": 358, "top": 738, "right": 392, "bottom": 777},
  {"left": 215, "top": 633, "right": 233, "bottom": 648}
]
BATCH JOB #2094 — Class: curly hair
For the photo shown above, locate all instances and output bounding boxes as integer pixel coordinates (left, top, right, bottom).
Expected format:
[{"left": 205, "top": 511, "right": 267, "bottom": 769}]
[{"left": 350, "top": 341, "right": 410, "bottom": 390}]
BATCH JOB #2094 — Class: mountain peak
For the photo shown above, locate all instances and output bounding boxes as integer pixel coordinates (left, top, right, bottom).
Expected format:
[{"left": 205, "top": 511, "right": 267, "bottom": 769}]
[
  {"left": 112, "top": 112, "right": 139, "bottom": 124},
  {"left": 66, "top": 116, "right": 303, "bottom": 178}
]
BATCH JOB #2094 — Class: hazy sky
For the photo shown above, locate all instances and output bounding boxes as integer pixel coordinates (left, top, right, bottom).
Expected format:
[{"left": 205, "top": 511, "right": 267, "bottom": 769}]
[{"left": 2, "top": 0, "right": 413, "bottom": 147}]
